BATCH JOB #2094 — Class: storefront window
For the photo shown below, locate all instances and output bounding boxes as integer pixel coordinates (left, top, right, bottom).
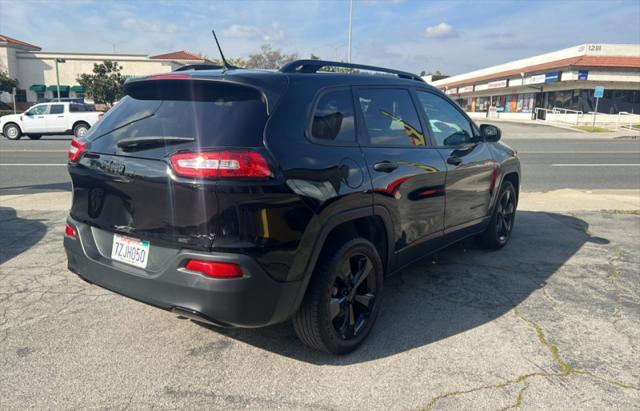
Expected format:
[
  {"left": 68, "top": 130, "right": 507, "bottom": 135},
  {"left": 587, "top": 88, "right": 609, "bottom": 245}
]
[
  {"left": 544, "top": 90, "right": 639, "bottom": 114},
  {"left": 51, "top": 89, "right": 70, "bottom": 99},
  {"left": 15, "top": 89, "right": 26, "bottom": 103}
]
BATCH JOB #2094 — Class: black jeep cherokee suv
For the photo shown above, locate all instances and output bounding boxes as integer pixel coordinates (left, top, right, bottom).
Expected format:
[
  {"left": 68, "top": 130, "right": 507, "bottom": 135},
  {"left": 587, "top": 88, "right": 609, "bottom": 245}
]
[{"left": 64, "top": 60, "right": 520, "bottom": 354}]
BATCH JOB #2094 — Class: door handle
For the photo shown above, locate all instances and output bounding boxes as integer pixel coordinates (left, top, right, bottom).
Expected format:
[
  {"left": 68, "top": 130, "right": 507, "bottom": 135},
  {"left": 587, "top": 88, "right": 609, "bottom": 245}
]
[
  {"left": 447, "top": 156, "right": 462, "bottom": 166},
  {"left": 37, "top": 116, "right": 44, "bottom": 119},
  {"left": 57, "top": 115, "right": 64, "bottom": 118},
  {"left": 373, "top": 161, "right": 399, "bottom": 173}
]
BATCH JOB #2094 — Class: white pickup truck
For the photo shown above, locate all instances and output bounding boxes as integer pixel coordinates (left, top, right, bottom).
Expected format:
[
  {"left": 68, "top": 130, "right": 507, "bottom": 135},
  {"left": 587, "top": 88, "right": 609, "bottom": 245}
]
[{"left": 1, "top": 102, "right": 103, "bottom": 140}]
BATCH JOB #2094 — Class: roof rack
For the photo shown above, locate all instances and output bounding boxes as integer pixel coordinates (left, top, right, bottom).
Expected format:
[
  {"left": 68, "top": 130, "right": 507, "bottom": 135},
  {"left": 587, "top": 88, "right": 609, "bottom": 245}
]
[
  {"left": 174, "top": 63, "right": 224, "bottom": 72},
  {"left": 279, "top": 59, "right": 425, "bottom": 82}
]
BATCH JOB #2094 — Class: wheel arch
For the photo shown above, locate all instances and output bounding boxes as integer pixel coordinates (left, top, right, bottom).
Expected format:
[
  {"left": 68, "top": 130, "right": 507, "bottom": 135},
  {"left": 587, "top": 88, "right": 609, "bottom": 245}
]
[
  {"left": 72, "top": 120, "right": 90, "bottom": 131},
  {"left": 291, "top": 206, "right": 394, "bottom": 310},
  {"left": 3, "top": 121, "right": 22, "bottom": 133}
]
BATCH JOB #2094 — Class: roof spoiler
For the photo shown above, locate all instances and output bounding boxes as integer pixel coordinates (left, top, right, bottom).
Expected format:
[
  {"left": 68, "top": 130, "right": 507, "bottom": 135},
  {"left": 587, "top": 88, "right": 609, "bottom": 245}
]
[
  {"left": 280, "top": 59, "right": 425, "bottom": 83},
  {"left": 174, "top": 64, "right": 224, "bottom": 72}
]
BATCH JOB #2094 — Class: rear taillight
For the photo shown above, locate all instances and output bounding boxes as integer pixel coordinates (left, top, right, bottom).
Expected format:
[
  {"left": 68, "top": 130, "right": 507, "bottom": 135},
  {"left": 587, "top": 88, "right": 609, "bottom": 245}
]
[
  {"left": 170, "top": 151, "right": 272, "bottom": 179},
  {"left": 98, "top": 112, "right": 105, "bottom": 119},
  {"left": 68, "top": 138, "right": 87, "bottom": 162},
  {"left": 185, "top": 260, "right": 243, "bottom": 278},
  {"left": 65, "top": 223, "right": 77, "bottom": 238}
]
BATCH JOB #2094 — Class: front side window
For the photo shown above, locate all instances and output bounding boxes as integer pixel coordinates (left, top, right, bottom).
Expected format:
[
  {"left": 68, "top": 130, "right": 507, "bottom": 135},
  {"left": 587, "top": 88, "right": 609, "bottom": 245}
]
[
  {"left": 50, "top": 104, "right": 64, "bottom": 114},
  {"left": 27, "top": 105, "right": 49, "bottom": 115},
  {"left": 357, "top": 88, "right": 426, "bottom": 146},
  {"left": 311, "top": 89, "right": 355, "bottom": 142},
  {"left": 416, "top": 91, "right": 474, "bottom": 147}
]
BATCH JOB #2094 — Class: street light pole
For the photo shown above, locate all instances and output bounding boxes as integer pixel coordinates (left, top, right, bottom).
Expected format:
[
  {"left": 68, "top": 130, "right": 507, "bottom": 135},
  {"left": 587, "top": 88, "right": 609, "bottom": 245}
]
[
  {"left": 347, "top": 0, "right": 353, "bottom": 63},
  {"left": 55, "top": 58, "right": 65, "bottom": 102}
]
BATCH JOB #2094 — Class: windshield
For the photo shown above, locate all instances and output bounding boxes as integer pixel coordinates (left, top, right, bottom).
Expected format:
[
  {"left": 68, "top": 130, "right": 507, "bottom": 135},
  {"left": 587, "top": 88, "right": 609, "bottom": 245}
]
[{"left": 86, "top": 80, "right": 268, "bottom": 157}]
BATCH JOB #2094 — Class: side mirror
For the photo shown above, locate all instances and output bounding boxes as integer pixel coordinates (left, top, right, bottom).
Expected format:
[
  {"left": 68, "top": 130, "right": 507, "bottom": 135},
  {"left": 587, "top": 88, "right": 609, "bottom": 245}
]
[{"left": 480, "top": 124, "right": 501, "bottom": 142}]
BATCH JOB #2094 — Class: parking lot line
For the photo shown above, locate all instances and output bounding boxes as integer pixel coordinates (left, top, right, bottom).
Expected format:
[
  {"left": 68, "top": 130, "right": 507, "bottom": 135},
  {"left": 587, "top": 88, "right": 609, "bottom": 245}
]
[
  {"left": 552, "top": 164, "right": 640, "bottom": 167},
  {"left": 0, "top": 163, "right": 67, "bottom": 166}
]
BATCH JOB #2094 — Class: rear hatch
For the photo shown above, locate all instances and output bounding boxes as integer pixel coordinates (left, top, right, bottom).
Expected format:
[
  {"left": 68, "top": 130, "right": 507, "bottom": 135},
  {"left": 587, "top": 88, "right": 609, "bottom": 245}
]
[{"left": 68, "top": 75, "right": 278, "bottom": 251}]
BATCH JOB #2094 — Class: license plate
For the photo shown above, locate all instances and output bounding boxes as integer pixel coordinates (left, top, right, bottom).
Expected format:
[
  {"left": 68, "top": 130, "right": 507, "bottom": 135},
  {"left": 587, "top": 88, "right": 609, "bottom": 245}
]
[{"left": 111, "top": 233, "right": 150, "bottom": 269}]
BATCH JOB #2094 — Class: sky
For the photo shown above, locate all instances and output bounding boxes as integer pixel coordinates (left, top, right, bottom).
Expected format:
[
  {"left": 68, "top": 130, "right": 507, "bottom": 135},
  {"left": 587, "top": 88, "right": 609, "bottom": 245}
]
[{"left": 1, "top": 0, "right": 639, "bottom": 75}]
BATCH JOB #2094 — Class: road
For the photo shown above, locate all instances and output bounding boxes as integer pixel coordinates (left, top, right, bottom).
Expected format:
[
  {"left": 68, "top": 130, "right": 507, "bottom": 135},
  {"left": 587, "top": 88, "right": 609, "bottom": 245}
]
[
  {"left": 0, "top": 122, "right": 639, "bottom": 193},
  {"left": 1, "top": 194, "right": 638, "bottom": 409}
]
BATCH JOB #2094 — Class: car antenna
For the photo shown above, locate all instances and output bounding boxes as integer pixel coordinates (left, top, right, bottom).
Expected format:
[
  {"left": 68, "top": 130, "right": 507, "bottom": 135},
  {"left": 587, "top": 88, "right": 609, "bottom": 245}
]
[{"left": 211, "top": 29, "right": 233, "bottom": 72}]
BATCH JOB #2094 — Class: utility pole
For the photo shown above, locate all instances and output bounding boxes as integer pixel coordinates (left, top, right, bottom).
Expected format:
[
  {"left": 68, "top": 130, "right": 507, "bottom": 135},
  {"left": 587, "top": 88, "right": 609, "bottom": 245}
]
[
  {"left": 55, "top": 58, "right": 66, "bottom": 102},
  {"left": 347, "top": 0, "right": 353, "bottom": 63}
]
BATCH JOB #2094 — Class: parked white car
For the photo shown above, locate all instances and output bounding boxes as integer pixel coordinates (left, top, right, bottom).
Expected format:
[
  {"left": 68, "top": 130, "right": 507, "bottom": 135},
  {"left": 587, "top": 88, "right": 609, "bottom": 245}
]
[{"left": 0, "top": 102, "right": 102, "bottom": 140}]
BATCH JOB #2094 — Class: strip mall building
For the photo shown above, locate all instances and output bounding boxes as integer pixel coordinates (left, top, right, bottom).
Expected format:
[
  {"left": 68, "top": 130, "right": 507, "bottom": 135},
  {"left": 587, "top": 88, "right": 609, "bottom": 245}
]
[
  {"left": 429, "top": 44, "right": 640, "bottom": 120},
  {"left": 0, "top": 34, "right": 209, "bottom": 108}
]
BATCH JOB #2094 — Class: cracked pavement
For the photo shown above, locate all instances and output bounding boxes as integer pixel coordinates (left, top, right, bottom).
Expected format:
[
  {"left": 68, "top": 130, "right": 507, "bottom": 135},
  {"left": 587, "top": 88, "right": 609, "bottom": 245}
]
[{"left": 0, "top": 198, "right": 639, "bottom": 410}]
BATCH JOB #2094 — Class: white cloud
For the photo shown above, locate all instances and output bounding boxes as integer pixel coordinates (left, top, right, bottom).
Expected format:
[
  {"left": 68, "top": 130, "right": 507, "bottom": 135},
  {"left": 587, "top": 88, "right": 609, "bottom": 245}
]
[
  {"left": 424, "top": 22, "right": 457, "bottom": 39},
  {"left": 223, "top": 24, "right": 260, "bottom": 38},
  {"left": 223, "top": 22, "right": 284, "bottom": 44},
  {"left": 120, "top": 18, "right": 178, "bottom": 34}
]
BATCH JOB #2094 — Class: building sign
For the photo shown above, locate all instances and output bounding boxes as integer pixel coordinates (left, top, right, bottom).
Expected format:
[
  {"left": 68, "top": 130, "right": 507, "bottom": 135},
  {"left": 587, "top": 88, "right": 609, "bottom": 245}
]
[
  {"left": 594, "top": 86, "right": 605, "bottom": 98},
  {"left": 545, "top": 71, "right": 561, "bottom": 83},
  {"left": 525, "top": 74, "right": 546, "bottom": 85},
  {"left": 488, "top": 79, "right": 508, "bottom": 89},
  {"left": 578, "top": 70, "right": 589, "bottom": 80},
  {"left": 458, "top": 85, "right": 474, "bottom": 93},
  {"left": 445, "top": 88, "right": 457, "bottom": 95}
]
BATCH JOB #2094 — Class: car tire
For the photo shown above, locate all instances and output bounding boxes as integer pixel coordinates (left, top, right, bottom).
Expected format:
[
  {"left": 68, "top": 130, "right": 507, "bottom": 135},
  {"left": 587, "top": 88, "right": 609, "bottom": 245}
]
[
  {"left": 3, "top": 123, "right": 21, "bottom": 140},
  {"left": 73, "top": 123, "right": 89, "bottom": 138},
  {"left": 476, "top": 180, "right": 517, "bottom": 249},
  {"left": 293, "top": 237, "right": 383, "bottom": 355},
  {"left": 28, "top": 134, "right": 42, "bottom": 140}
]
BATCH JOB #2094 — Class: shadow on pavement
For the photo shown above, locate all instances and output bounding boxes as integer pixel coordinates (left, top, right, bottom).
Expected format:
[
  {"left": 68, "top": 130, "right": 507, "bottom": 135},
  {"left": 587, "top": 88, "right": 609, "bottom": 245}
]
[
  {"left": 0, "top": 207, "right": 47, "bottom": 265},
  {"left": 200, "top": 211, "right": 609, "bottom": 364}
]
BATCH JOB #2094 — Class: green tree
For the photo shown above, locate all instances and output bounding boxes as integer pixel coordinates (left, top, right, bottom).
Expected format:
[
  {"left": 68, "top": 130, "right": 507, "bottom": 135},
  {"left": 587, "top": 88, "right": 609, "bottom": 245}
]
[
  {"left": 0, "top": 70, "right": 18, "bottom": 93},
  {"left": 207, "top": 57, "right": 247, "bottom": 68},
  {"left": 245, "top": 44, "right": 298, "bottom": 69},
  {"left": 77, "top": 61, "right": 125, "bottom": 106}
]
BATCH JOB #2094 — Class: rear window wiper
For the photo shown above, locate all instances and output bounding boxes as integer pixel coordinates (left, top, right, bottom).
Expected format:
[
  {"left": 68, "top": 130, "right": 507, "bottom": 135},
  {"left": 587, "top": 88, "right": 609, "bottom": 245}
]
[{"left": 116, "top": 136, "right": 195, "bottom": 151}]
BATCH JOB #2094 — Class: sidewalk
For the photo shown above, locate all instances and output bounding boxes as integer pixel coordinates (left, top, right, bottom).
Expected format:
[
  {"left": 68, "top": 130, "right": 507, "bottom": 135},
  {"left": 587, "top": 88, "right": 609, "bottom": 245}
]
[
  {"left": 483, "top": 119, "right": 640, "bottom": 140},
  {"left": 2, "top": 189, "right": 639, "bottom": 212}
]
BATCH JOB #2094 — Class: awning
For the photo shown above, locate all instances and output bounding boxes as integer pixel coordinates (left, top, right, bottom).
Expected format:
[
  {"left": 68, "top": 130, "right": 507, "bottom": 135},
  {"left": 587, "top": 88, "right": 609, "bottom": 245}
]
[
  {"left": 30, "top": 84, "right": 46, "bottom": 92},
  {"left": 70, "top": 85, "right": 85, "bottom": 92},
  {"left": 47, "top": 85, "right": 70, "bottom": 91}
]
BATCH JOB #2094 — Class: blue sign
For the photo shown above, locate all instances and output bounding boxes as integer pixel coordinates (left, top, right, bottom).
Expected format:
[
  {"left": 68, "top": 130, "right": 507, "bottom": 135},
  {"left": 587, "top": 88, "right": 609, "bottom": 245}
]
[
  {"left": 594, "top": 86, "right": 605, "bottom": 98},
  {"left": 545, "top": 71, "right": 561, "bottom": 83},
  {"left": 578, "top": 70, "right": 588, "bottom": 80}
]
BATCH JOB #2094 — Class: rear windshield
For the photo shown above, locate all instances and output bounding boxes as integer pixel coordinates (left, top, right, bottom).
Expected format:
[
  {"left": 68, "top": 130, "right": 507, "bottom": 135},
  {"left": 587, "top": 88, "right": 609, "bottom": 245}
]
[{"left": 86, "top": 80, "right": 268, "bottom": 156}]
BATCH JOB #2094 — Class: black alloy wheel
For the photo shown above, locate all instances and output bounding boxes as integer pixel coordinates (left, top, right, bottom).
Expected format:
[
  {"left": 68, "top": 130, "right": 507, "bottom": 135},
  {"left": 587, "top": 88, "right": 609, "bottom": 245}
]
[
  {"left": 330, "top": 253, "right": 377, "bottom": 340},
  {"left": 477, "top": 180, "right": 517, "bottom": 249},
  {"left": 496, "top": 187, "right": 516, "bottom": 243},
  {"left": 293, "top": 238, "right": 383, "bottom": 354}
]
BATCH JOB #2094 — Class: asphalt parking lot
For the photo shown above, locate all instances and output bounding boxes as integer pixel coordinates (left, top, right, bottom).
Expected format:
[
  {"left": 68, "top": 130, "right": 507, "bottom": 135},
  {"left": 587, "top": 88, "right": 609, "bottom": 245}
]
[{"left": 0, "top": 193, "right": 639, "bottom": 409}]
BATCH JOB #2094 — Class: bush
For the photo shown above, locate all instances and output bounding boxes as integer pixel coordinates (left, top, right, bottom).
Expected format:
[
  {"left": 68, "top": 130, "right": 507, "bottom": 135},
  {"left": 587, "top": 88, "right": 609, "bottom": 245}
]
[{"left": 0, "top": 110, "right": 14, "bottom": 118}]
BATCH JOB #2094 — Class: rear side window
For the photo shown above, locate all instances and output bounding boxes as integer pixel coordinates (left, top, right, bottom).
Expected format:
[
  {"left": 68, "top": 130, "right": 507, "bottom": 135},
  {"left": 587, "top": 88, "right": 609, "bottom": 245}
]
[
  {"left": 311, "top": 89, "right": 355, "bottom": 143},
  {"left": 86, "top": 80, "right": 268, "bottom": 156},
  {"left": 69, "top": 104, "right": 83, "bottom": 112},
  {"left": 50, "top": 104, "right": 64, "bottom": 114},
  {"left": 357, "top": 88, "right": 426, "bottom": 146}
]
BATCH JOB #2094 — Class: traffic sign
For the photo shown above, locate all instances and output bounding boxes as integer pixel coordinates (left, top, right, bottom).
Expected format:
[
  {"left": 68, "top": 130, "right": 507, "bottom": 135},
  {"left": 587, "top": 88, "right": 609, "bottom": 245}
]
[{"left": 594, "top": 86, "right": 604, "bottom": 98}]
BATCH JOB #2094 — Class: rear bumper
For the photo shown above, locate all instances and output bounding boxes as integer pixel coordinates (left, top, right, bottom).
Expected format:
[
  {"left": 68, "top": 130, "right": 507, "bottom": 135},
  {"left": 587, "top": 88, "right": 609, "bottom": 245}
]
[{"left": 63, "top": 217, "right": 302, "bottom": 327}]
